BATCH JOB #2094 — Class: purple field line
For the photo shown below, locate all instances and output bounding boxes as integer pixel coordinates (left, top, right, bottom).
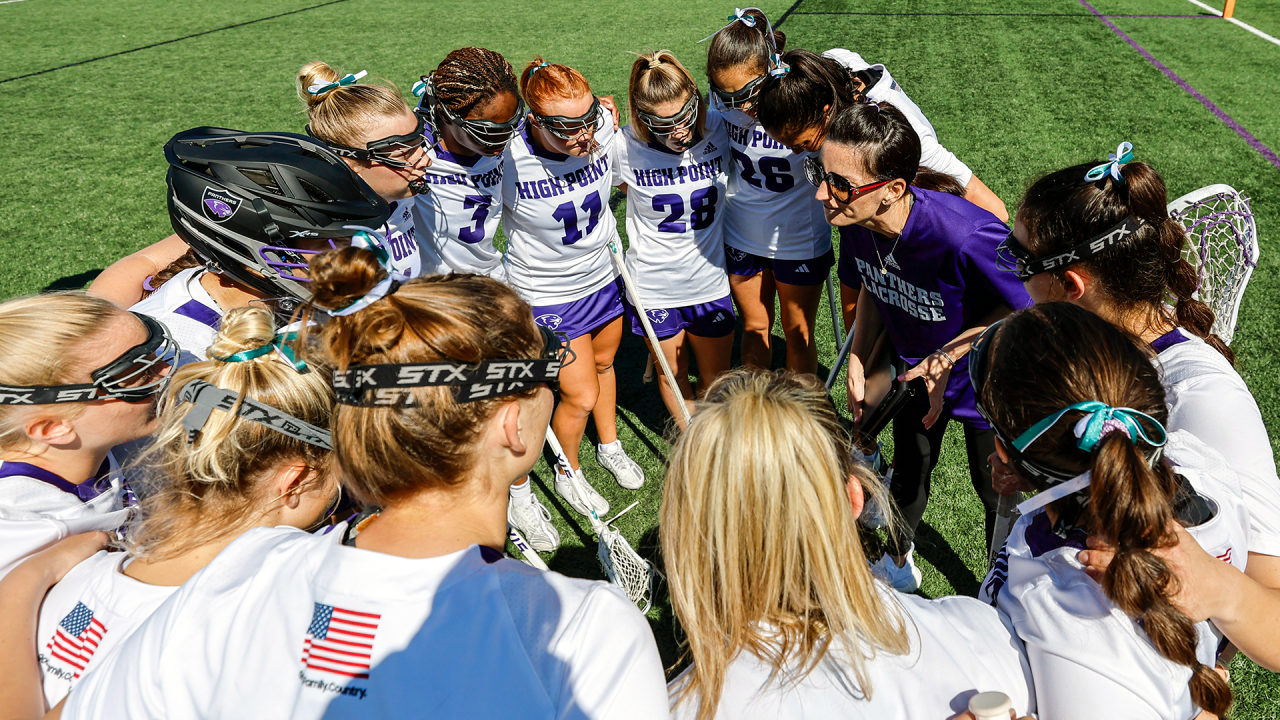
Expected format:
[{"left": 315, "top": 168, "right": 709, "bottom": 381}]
[{"left": 1078, "top": 0, "right": 1280, "bottom": 172}]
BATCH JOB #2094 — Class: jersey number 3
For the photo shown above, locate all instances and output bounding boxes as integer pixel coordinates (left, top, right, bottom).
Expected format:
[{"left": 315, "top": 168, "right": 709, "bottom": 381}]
[
  {"left": 652, "top": 187, "right": 719, "bottom": 233},
  {"left": 459, "top": 195, "right": 493, "bottom": 244},
  {"left": 552, "top": 191, "right": 603, "bottom": 245},
  {"left": 730, "top": 150, "right": 794, "bottom": 193}
]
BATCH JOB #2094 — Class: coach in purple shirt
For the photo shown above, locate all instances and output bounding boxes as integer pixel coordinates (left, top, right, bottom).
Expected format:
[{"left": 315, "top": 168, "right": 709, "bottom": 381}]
[{"left": 813, "top": 101, "right": 1031, "bottom": 592}]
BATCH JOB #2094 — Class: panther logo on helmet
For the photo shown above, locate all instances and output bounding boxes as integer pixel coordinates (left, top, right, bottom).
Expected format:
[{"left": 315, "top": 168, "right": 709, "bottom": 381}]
[{"left": 201, "top": 187, "right": 242, "bottom": 223}]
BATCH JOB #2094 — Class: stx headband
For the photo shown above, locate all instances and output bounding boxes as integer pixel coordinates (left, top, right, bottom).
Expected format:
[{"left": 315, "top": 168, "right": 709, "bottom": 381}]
[
  {"left": 997, "top": 216, "right": 1145, "bottom": 281},
  {"left": 0, "top": 313, "right": 176, "bottom": 406},
  {"left": 332, "top": 325, "right": 567, "bottom": 407},
  {"left": 179, "top": 379, "right": 333, "bottom": 450}
]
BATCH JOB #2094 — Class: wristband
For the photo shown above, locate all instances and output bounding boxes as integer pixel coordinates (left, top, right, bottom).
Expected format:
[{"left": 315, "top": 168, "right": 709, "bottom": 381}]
[{"left": 935, "top": 350, "right": 956, "bottom": 368}]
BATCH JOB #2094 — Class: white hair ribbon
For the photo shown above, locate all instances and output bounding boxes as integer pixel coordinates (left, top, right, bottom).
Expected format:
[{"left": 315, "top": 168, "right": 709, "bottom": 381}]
[
  {"left": 1084, "top": 141, "right": 1134, "bottom": 183},
  {"left": 699, "top": 7, "right": 767, "bottom": 43},
  {"left": 306, "top": 70, "right": 368, "bottom": 96},
  {"left": 1017, "top": 471, "right": 1092, "bottom": 516},
  {"left": 327, "top": 226, "right": 408, "bottom": 317}
]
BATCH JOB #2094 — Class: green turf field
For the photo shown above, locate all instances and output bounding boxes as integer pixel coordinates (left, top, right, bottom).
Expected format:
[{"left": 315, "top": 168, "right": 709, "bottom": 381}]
[{"left": 2, "top": 0, "right": 1278, "bottom": 714}]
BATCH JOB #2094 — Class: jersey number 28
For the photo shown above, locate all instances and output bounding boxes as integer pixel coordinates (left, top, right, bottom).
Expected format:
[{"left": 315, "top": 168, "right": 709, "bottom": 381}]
[
  {"left": 552, "top": 191, "right": 604, "bottom": 245},
  {"left": 652, "top": 187, "right": 719, "bottom": 233}
]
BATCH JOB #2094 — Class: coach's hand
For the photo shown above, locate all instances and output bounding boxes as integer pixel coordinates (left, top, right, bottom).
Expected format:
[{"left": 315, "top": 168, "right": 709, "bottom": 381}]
[{"left": 900, "top": 352, "right": 952, "bottom": 429}]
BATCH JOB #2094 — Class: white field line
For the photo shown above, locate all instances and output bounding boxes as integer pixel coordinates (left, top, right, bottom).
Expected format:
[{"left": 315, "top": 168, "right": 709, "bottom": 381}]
[
  {"left": 0, "top": 0, "right": 30, "bottom": 5},
  {"left": 1184, "top": 0, "right": 1280, "bottom": 47}
]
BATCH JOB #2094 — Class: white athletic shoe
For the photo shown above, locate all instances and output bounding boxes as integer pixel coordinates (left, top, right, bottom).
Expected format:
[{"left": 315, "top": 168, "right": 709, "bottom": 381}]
[
  {"left": 555, "top": 467, "right": 610, "bottom": 518},
  {"left": 597, "top": 442, "right": 646, "bottom": 490},
  {"left": 507, "top": 492, "right": 561, "bottom": 552},
  {"left": 871, "top": 545, "right": 923, "bottom": 593}
]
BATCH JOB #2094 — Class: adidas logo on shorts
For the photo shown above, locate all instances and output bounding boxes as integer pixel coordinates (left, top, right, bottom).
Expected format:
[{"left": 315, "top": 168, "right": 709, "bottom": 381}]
[
  {"left": 712, "top": 312, "right": 727, "bottom": 322},
  {"left": 795, "top": 264, "right": 810, "bottom": 273}
]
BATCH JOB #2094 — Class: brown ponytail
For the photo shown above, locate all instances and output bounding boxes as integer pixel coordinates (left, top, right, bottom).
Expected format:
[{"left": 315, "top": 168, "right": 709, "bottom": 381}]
[
  {"left": 1018, "top": 159, "right": 1234, "bottom": 364},
  {"left": 911, "top": 166, "right": 965, "bottom": 197},
  {"left": 302, "top": 246, "right": 544, "bottom": 507},
  {"left": 757, "top": 49, "right": 862, "bottom": 140},
  {"left": 145, "top": 247, "right": 205, "bottom": 297},
  {"left": 705, "top": 8, "right": 785, "bottom": 77},
  {"left": 980, "top": 303, "right": 1232, "bottom": 717}
]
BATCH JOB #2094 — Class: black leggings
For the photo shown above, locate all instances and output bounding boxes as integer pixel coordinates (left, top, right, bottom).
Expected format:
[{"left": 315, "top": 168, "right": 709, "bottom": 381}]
[{"left": 889, "top": 398, "right": 999, "bottom": 555}]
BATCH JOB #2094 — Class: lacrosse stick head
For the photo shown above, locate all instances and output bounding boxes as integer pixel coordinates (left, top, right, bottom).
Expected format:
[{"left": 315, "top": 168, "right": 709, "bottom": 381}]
[
  {"left": 1166, "top": 184, "right": 1259, "bottom": 346},
  {"left": 596, "top": 522, "right": 655, "bottom": 614}
]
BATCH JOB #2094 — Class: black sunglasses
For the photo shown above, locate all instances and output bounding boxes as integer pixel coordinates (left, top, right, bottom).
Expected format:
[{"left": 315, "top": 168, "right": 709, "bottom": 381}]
[
  {"left": 803, "top": 155, "right": 891, "bottom": 203},
  {"left": 309, "top": 112, "right": 427, "bottom": 170},
  {"left": 710, "top": 74, "right": 766, "bottom": 110}
]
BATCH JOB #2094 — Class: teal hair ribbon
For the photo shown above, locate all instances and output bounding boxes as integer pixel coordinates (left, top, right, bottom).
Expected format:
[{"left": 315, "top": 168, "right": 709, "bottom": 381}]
[
  {"left": 213, "top": 332, "right": 307, "bottom": 371},
  {"left": 1084, "top": 141, "right": 1134, "bottom": 183},
  {"left": 1013, "top": 400, "right": 1167, "bottom": 454},
  {"left": 327, "top": 226, "right": 404, "bottom": 317},
  {"left": 306, "top": 70, "right": 368, "bottom": 96},
  {"left": 768, "top": 53, "right": 790, "bottom": 78},
  {"left": 699, "top": 7, "right": 765, "bottom": 43}
]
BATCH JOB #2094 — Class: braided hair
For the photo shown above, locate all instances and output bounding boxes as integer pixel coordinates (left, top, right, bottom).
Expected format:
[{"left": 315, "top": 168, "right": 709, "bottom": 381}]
[{"left": 431, "top": 47, "right": 519, "bottom": 118}]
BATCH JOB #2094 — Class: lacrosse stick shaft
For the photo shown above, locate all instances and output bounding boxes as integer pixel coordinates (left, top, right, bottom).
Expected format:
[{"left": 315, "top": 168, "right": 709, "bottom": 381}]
[
  {"left": 825, "top": 274, "right": 843, "bottom": 345},
  {"left": 607, "top": 240, "right": 692, "bottom": 425},
  {"left": 827, "top": 323, "right": 858, "bottom": 391},
  {"left": 543, "top": 427, "right": 606, "bottom": 531},
  {"left": 507, "top": 525, "right": 550, "bottom": 570},
  {"left": 988, "top": 493, "right": 1019, "bottom": 569},
  {"left": 642, "top": 354, "right": 655, "bottom": 383}
]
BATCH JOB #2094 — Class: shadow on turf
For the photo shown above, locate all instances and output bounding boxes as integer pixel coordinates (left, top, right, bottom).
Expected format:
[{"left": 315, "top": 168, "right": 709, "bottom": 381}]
[
  {"left": 914, "top": 522, "right": 982, "bottom": 598},
  {"left": 41, "top": 269, "right": 102, "bottom": 292}
]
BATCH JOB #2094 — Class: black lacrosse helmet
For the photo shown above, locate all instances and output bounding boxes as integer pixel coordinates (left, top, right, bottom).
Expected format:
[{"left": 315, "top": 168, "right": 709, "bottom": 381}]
[{"left": 164, "top": 127, "right": 391, "bottom": 305}]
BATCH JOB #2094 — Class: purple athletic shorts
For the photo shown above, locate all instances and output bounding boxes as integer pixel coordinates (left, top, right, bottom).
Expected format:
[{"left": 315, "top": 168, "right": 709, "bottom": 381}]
[
  {"left": 532, "top": 278, "right": 625, "bottom": 340},
  {"left": 624, "top": 294, "right": 736, "bottom": 340},
  {"left": 724, "top": 246, "right": 835, "bottom": 286}
]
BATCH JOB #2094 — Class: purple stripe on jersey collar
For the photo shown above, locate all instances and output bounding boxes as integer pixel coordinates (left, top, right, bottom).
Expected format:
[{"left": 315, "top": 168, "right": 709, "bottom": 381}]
[
  {"left": 173, "top": 299, "right": 222, "bottom": 329},
  {"left": 1024, "top": 511, "right": 1090, "bottom": 558},
  {"left": 1151, "top": 328, "right": 1189, "bottom": 353},
  {"left": 0, "top": 459, "right": 112, "bottom": 502},
  {"left": 426, "top": 126, "right": 483, "bottom": 168},
  {"left": 521, "top": 123, "right": 570, "bottom": 162}
]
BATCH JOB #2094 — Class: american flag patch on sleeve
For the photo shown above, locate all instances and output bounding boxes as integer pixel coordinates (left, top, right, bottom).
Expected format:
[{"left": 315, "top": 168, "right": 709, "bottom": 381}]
[
  {"left": 301, "top": 603, "right": 381, "bottom": 679},
  {"left": 46, "top": 602, "right": 107, "bottom": 679}
]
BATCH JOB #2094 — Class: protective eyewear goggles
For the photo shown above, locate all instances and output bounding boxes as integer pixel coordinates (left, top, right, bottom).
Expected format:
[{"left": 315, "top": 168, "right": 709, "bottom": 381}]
[
  {"left": 996, "top": 216, "right": 1145, "bottom": 282},
  {"left": 803, "top": 156, "right": 891, "bottom": 204},
  {"left": 710, "top": 74, "right": 766, "bottom": 110},
  {"left": 425, "top": 89, "right": 527, "bottom": 152},
  {"left": 310, "top": 112, "right": 428, "bottom": 170},
  {"left": 534, "top": 97, "right": 602, "bottom": 141},
  {"left": 0, "top": 313, "right": 176, "bottom": 405},
  {"left": 332, "top": 324, "right": 573, "bottom": 406},
  {"left": 637, "top": 93, "right": 700, "bottom": 138}
]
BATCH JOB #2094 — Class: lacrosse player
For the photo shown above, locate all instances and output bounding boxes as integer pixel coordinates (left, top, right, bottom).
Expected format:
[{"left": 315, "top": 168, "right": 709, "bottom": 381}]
[
  {"left": 58, "top": 260, "right": 668, "bottom": 720},
  {"left": 821, "top": 102, "right": 1030, "bottom": 591},
  {"left": 0, "top": 306, "right": 337, "bottom": 710},
  {"left": 87, "top": 64, "right": 427, "bottom": 310},
  {"left": 663, "top": 368, "right": 1034, "bottom": 720},
  {"left": 703, "top": 8, "right": 833, "bottom": 375},
  {"left": 1007, "top": 147, "right": 1280, "bottom": 591},
  {"left": 972, "top": 303, "right": 1244, "bottom": 719},
  {"left": 613, "top": 50, "right": 734, "bottom": 427},
  {"left": 756, "top": 48, "right": 1007, "bottom": 222},
  {"left": 502, "top": 58, "right": 644, "bottom": 514},
  {"left": 412, "top": 47, "right": 524, "bottom": 280},
  {"left": 0, "top": 294, "right": 173, "bottom": 580}
]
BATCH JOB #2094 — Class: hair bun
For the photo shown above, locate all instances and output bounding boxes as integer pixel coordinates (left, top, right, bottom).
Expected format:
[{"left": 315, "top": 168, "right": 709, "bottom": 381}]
[
  {"left": 206, "top": 307, "right": 277, "bottom": 361},
  {"left": 307, "top": 246, "right": 389, "bottom": 312},
  {"left": 297, "top": 60, "right": 341, "bottom": 108}
]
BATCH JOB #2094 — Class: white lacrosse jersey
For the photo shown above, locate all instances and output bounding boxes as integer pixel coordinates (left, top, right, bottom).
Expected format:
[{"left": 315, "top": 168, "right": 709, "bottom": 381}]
[
  {"left": 0, "top": 456, "right": 127, "bottom": 581},
  {"left": 377, "top": 198, "right": 424, "bottom": 281},
  {"left": 719, "top": 109, "right": 830, "bottom": 260},
  {"left": 823, "top": 49, "right": 974, "bottom": 187},
  {"left": 501, "top": 117, "right": 621, "bottom": 305},
  {"left": 413, "top": 134, "right": 506, "bottom": 279},
  {"left": 668, "top": 584, "right": 1034, "bottom": 720},
  {"left": 65, "top": 526, "right": 670, "bottom": 720},
  {"left": 36, "top": 550, "right": 176, "bottom": 708},
  {"left": 130, "top": 267, "right": 222, "bottom": 364},
  {"left": 986, "top": 431, "right": 1248, "bottom": 720},
  {"left": 1156, "top": 330, "right": 1280, "bottom": 556},
  {"left": 613, "top": 117, "right": 731, "bottom": 308}
]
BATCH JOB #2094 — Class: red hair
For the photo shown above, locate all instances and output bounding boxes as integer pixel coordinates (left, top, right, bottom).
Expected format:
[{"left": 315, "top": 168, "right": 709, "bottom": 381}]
[{"left": 520, "top": 57, "right": 592, "bottom": 115}]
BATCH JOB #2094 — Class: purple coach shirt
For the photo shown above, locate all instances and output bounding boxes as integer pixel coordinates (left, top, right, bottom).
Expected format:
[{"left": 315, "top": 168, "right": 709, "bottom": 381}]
[{"left": 838, "top": 188, "right": 1031, "bottom": 427}]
